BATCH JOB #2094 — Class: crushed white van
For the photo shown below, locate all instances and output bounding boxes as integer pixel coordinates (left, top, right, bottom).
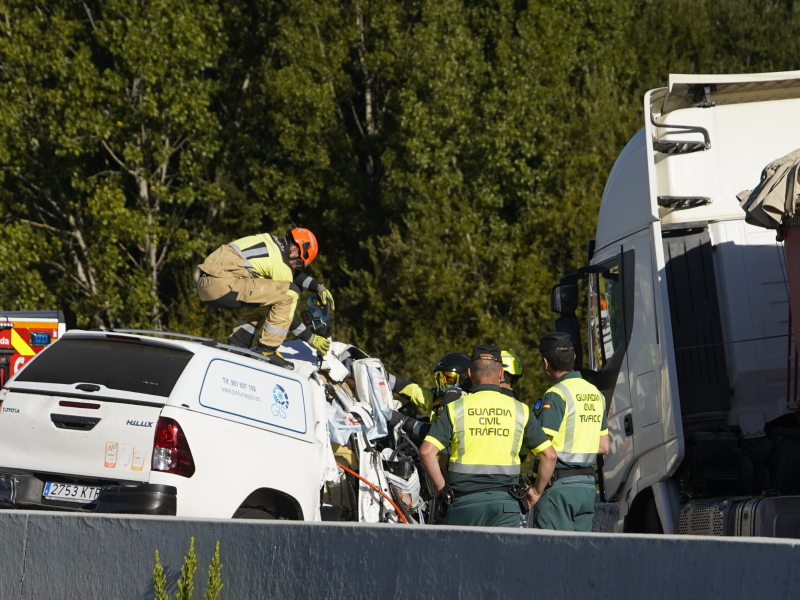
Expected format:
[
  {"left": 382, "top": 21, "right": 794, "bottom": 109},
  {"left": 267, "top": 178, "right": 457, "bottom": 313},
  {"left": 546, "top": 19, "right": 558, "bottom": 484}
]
[{"left": 0, "top": 329, "right": 336, "bottom": 520}]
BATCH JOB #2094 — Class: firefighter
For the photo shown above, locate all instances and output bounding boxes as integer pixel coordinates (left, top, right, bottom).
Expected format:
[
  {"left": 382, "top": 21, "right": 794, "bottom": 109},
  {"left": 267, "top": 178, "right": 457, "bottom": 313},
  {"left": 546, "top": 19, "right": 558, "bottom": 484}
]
[
  {"left": 499, "top": 350, "right": 523, "bottom": 399},
  {"left": 196, "top": 228, "right": 333, "bottom": 369},
  {"left": 533, "top": 332, "right": 609, "bottom": 531},
  {"left": 420, "top": 345, "right": 557, "bottom": 527}
]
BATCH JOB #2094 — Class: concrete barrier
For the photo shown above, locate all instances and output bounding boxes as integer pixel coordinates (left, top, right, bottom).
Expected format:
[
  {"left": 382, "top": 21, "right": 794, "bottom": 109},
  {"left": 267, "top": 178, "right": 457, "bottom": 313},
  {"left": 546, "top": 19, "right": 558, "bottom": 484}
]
[{"left": 1, "top": 510, "right": 799, "bottom": 599}]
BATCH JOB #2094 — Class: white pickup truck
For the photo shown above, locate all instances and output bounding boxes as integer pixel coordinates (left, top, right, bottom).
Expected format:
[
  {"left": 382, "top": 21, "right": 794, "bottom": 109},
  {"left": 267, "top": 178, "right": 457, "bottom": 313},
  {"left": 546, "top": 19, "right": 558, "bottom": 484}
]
[{"left": 0, "top": 329, "right": 335, "bottom": 520}]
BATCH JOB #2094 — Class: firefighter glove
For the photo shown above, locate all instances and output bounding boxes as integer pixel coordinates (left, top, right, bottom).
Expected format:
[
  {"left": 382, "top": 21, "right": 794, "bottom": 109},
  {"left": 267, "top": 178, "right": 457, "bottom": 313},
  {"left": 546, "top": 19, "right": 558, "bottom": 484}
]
[
  {"left": 310, "top": 334, "right": 331, "bottom": 354},
  {"left": 316, "top": 285, "right": 335, "bottom": 310}
]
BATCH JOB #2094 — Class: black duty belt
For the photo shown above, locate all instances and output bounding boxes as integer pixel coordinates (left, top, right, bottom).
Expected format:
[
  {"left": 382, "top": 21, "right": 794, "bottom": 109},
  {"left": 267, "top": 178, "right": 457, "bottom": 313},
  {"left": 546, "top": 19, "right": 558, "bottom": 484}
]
[
  {"left": 552, "top": 467, "right": 595, "bottom": 480},
  {"left": 449, "top": 485, "right": 531, "bottom": 515}
]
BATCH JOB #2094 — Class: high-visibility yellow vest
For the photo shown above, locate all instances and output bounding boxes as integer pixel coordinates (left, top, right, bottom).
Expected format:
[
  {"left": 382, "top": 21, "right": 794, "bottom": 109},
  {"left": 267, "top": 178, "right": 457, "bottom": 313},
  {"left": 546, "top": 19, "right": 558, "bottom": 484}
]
[
  {"left": 228, "top": 234, "right": 293, "bottom": 281},
  {"left": 544, "top": 378, "right": 605, "bottom": 464},
  {"left": 446, "top": 389, "right": 528, "bottom": 476}
]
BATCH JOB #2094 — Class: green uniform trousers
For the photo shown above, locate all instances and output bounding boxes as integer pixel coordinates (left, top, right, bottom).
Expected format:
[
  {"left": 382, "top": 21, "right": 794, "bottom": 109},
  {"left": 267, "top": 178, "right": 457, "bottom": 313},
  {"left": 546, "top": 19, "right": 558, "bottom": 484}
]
[
  {"left": 533, "top": 475, "right": 596, "bottom": 531},
  {"left": 444, "top": 491, "right": 520, "bottom": 528}
]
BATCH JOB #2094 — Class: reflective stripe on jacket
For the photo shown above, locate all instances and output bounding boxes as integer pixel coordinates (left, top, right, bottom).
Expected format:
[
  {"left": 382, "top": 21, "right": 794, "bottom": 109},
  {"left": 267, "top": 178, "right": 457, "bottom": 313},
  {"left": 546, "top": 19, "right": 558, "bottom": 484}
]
[
  {"left": 228, "top": 234, "right": 293, "bottom": 281},
  {"left": 544, "top": 378, "right": 605, "bottom": 463},
  {"left": 446, "top": 389, "right": 528, "bottom": 476}
]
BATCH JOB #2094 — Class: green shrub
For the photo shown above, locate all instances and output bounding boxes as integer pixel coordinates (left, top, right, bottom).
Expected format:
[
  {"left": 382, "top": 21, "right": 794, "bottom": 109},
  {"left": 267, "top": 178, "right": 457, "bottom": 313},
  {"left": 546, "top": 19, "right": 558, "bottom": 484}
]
[
  {"left": 204, "top": 542, "right": 223, "bottom": 600},
  {"left": 153, "top": 550, "right": 168, "bottom": 600},
  {"left": 175, "top": 537, "right": 197, "bottom": 600},
  {"left": 153, "top": 538, "right": 222, "bottom": 600}
]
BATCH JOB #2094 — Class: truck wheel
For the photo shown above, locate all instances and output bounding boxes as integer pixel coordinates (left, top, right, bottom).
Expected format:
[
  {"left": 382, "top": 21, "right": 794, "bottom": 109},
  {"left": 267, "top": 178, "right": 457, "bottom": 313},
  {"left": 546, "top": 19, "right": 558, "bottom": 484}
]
[
  {"left": 233, "top": 508, "right": 276, "bottom": 520},
  {"left": 624, "top": 492, "right": 663, "bottom": 534}
]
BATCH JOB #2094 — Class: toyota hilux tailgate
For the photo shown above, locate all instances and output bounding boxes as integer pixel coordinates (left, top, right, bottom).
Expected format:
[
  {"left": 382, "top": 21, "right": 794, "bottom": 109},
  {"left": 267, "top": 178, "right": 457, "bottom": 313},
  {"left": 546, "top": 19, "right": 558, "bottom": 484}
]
[{"left": 0, "top": 333, "right": 193, "bottom": 481}]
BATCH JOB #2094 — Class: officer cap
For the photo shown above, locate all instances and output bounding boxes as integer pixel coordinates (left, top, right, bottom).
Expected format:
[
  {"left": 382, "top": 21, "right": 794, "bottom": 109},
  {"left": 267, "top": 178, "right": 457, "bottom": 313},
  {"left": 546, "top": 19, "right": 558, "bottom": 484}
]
[
  {"left": 470, "top": 344, "right": 502, "bottom": 363},
  {"left": 538, "top": 332, "right": 574, "bottom": 354}
]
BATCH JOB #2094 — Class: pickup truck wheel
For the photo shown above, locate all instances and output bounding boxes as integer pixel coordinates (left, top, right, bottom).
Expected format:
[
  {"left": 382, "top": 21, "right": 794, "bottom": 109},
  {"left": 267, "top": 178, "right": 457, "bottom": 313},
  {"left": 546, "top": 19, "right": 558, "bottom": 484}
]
[{"left": 233, "top": 508, "right": 276, "bottom": 520}]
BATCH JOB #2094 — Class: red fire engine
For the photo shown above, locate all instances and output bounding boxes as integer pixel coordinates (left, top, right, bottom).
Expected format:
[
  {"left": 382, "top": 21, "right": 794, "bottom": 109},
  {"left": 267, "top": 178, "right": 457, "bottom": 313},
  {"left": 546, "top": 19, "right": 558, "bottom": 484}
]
[{"left": 0, "top": 311, "right": 66, "bottom": 389}]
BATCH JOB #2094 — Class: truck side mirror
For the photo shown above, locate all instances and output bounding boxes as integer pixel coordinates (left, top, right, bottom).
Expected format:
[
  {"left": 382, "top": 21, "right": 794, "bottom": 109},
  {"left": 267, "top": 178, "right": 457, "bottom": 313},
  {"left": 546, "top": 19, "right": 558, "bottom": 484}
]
[{"left": 550, "top": 283, "right": 579, "bottom": 314}]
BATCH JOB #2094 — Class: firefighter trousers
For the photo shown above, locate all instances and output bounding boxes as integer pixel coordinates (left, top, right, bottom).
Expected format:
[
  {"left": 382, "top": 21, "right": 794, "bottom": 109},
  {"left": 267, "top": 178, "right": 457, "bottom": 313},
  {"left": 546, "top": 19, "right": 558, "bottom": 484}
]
[{"left": 196, "top": 246, "right": 299, "bottom": 349}]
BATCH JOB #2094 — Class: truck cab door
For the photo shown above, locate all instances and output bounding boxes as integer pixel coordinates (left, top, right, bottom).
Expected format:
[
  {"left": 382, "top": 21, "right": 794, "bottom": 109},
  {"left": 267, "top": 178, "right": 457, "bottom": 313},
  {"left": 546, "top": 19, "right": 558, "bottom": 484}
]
[
  {"left": 591, "top": 226, "right": 683, "bottom": 505},
  {"left": 588, "top": 247, "right": 635, "bottom": 501}
]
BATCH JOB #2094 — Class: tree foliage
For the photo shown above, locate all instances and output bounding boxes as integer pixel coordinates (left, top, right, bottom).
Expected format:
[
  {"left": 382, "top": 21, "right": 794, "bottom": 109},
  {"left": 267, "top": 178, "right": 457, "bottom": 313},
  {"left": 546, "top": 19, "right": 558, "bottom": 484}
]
[
  {"left": 0, "top": 0, "right": 224, "bottom": 328},
  {"left": 2, "top": 0, "right": 799, "bottom": 399}
]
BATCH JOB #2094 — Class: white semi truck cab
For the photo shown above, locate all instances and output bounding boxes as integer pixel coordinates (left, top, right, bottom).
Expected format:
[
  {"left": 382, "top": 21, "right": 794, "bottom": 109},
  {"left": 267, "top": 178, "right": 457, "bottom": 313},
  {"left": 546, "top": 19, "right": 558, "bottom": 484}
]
[{"left": 550, "top": 71, "right": 800, "bottom": 536}]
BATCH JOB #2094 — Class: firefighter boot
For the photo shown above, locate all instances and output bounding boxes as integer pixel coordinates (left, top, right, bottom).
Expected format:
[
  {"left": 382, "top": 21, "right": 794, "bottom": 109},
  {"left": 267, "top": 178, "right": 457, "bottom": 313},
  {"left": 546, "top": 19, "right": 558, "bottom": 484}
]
[{"left": 256, "top": 345, "right": 294, "bottom": 370}]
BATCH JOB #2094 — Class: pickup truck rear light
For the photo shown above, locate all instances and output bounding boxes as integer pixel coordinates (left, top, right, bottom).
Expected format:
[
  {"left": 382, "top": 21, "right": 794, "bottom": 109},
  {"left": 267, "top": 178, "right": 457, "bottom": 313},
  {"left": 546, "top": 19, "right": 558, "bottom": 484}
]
[{"left": 152, "top": 417, "right": 195, "bottom": 478}]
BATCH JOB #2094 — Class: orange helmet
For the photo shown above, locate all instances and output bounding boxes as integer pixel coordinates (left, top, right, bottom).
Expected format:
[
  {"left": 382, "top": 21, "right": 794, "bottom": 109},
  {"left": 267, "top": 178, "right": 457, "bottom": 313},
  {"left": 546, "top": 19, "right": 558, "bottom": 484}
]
[{"left": 287, "top": 228, "right": 318, "bottom": 268}]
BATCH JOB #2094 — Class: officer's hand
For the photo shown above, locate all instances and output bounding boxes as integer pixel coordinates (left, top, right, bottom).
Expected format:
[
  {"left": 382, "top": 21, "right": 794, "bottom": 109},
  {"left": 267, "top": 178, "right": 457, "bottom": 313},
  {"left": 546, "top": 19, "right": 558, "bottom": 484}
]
[
  {"left": 317, "top": 285, "right": 335, "bottom": 310},
  {"left": 526, "top": 488, "right": 541, "bottom": 508},
  {"left": 434, "top": 486, "right": 443, "bottom": 499},
  {"left": 309, "top": 334, "right": 330, "bottom": 354}
]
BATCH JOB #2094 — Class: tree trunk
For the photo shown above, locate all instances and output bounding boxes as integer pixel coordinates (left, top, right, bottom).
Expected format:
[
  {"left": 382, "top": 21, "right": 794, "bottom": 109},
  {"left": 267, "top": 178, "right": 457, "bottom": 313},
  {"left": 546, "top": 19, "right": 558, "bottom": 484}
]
[{"left": 137, "top": 175, "right": 162, "bottom": 330}]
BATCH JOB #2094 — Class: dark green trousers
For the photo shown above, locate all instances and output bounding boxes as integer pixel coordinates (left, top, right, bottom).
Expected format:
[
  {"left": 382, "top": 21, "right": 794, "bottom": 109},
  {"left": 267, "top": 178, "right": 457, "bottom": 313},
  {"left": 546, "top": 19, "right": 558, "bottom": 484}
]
[
  {"left": 533, "top": 476, "right": 596, "bottom": 531},
  {"left": 444, "top": 491, "right": 520, "bottom": 527}
]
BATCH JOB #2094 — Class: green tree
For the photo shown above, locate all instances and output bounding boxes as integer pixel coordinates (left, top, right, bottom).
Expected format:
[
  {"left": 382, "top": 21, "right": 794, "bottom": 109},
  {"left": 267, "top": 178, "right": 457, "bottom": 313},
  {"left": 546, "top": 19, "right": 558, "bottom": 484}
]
[
  {"left": 3, "top": 0, "right": 800, "bottom": 401},
  {"left": 0, "top": 0, "right": 224, "bottom": 329},
  {"left": 222, "top": 0, "right": 638, "bottom": 396}
]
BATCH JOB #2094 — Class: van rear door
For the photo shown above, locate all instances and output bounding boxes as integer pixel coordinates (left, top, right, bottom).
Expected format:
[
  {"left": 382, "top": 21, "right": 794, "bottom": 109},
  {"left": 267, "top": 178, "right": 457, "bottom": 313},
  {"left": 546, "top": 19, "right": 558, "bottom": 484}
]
[{"left": 0, "top": 333, "right": 194, "bottom": 482}]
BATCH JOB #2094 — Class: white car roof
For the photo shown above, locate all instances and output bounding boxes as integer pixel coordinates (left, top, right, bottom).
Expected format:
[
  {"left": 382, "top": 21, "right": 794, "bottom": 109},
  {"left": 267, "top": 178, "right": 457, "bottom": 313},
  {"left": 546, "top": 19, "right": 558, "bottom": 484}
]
[{"left": 58, "top": 330, "right": 320, "bottom": 381}]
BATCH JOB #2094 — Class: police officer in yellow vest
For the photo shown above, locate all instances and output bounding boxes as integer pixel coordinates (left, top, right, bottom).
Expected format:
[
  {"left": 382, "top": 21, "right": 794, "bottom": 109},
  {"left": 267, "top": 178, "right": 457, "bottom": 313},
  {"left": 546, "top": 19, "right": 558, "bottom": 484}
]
[
  {"left": 420, "top": 345, "right": 557, "bottom": 527},
  {"left": 533, "top": 333, "right": 609, "bottom": 531},
  {"left": 196, "top": 228, "right": 333, "bottom": 369}
]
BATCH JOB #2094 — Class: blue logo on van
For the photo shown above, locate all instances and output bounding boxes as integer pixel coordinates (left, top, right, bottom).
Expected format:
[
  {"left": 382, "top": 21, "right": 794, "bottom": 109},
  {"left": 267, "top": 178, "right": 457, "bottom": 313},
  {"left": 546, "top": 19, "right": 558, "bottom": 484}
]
[{"left": 271, "top": 385, "right": 289, "bottom": 419}]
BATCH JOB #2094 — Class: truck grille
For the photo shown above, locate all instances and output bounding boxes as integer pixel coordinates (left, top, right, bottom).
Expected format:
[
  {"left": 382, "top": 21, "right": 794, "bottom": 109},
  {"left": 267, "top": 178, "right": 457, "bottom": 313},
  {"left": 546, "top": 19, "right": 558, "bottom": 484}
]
[{"left": 679, "top": 499, "right": 724, "bottom": 535}]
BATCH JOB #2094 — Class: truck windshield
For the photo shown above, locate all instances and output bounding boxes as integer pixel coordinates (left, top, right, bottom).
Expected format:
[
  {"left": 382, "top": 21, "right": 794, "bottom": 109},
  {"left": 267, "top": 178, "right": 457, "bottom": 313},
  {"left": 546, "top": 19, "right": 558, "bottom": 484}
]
[{"left": 13, "top": 337, "right": 193, "bottom": 397}]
